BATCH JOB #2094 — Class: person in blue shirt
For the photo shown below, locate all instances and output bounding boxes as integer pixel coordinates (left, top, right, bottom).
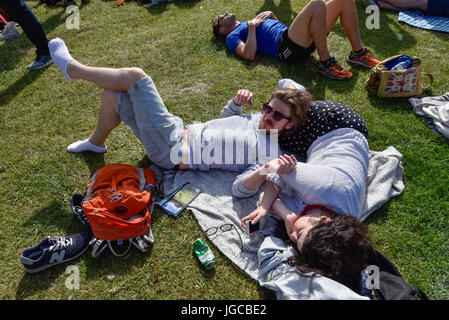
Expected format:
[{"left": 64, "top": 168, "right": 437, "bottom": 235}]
[{"left": 212, "top": 0, "right": 380, "bottom": 80}]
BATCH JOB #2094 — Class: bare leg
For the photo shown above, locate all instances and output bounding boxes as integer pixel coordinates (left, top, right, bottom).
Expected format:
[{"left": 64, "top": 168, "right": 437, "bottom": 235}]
[
  {"left": 288, "top": 0, "right": 332, "bottom": 62},
  {"left": 66, "top": 88, "right": 121, "bottom": 152},
  {"left": 49, "top": 37, "right": 147, "bottom": 91},
  {"left": 325, "top": 0, "right": 363, "bottom": 52},
  {"left": 66, "top": 61, "right": 147, "bottom": 92},
  {"left": 378, "top": 0, "right": 428, "bottom": 11},
  {"left": 88, "top": 89, "right": 121, "bottom": 147}
]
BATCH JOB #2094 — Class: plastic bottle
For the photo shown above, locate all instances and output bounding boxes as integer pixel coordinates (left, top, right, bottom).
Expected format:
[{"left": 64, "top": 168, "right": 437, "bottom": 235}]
[{"left": 392, "top": 59, "right": 413, "bottom": 70}]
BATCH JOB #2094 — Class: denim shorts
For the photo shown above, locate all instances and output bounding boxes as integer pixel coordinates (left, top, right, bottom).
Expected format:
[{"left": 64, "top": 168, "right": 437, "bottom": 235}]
[{"left": 116, "top": 76, "right": 185, "bottom": 169}]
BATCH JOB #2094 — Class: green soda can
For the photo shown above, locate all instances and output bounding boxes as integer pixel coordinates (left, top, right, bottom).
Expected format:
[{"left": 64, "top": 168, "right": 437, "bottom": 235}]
[{"left": 193, "top": 238, "right": 216, "bottom": 269}]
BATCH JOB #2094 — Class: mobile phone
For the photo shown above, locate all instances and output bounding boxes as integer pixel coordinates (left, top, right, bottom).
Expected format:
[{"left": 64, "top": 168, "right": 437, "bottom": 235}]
[
  {"left": 158, "top": 182, "right": 201, "bottom": 217},
  {"left": 245, "top": 220, "right": 260, "bottom": 235}
]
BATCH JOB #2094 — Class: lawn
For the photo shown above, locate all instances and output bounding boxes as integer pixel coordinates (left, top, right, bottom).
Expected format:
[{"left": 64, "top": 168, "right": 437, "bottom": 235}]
[{"left": 0, "top": 0, "right": 448, "bottom": 300}]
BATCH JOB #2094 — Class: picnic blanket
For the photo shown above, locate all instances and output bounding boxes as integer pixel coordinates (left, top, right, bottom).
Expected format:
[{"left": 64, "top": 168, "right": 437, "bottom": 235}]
[
  {"left": 398, "top": 10, "right": 449, "bottom": 33},
  {"left": 161, "top": 147, "right": 405, "bottom": 280}
]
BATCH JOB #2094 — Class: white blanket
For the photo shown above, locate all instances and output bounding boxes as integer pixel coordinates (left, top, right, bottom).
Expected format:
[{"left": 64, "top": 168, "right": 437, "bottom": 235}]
[{"left": 161, "top": 147, "right": 405, "bottom": 280}]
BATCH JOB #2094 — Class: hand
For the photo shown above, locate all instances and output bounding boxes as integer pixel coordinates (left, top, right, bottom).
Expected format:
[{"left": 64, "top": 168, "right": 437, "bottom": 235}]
[
  {"left": 233, "top": 89, "right": 253, "bottom": 107},
  {"left": 241, "top": 206, "right": 268, "bottom": 229},
  {"left": 276, "top": 154, "right": 297, "bottom": 174},
  {"left": 248, "top": 17, "right": 265, "bottom": 28},
  {"left": 255, "top": 11, "right": 274, "bottom": 20},
  {"left": 262, "top": 154, "right": 297, "bottom": 175}
]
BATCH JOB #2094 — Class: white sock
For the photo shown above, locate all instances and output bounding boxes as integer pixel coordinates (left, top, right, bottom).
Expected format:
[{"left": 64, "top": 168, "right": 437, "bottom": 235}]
[
  {"left": 48, "top": 38, "right": 75, "bottom": 82},
  {"left": 278, "top": 79, "right": 306, "bottom": 91},
  {"left": 67, "top": 139, "right": 107, "bottom": 153}
]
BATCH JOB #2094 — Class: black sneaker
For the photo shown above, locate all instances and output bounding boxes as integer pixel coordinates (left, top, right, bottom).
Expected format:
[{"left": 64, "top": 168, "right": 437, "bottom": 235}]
[
  {"left": 20, "top": 232, "right": 90, "bottom": 273},
  {"left": 70, "top": 194, "right": 93, "bottom": 236},
  {"left": 27, "top": 54, "right": 53, "bottom": 70}
]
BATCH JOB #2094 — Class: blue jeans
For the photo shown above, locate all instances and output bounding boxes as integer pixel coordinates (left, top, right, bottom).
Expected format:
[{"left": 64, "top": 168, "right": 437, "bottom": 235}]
[{"left": 0, "top": 0, "right": 49, "bottom": 57}]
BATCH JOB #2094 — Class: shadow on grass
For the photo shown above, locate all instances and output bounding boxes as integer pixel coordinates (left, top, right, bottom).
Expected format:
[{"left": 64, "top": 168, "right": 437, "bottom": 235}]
[
  {"left": 72, "top": 152, "right": 106, "bottom": 177},
  {"left": 342, "top": 5, "right": 417, "bottom": 58},
  {"left": 143, "top": 0, "right": 201, "bottom": 15},
  {"left": 257, "top": 0, "right": 297, "bottom": 24},
  {"left": 0, "top": 68, "right": 46, "bottom": 107},
  {"left": 0, "top": 3, "right": 90, "bottom": 106},
  {"left": 1, "top": 9, "right": 65, "bottom": 72}
]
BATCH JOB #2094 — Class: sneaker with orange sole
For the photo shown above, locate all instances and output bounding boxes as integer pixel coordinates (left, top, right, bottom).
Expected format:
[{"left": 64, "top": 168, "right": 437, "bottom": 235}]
[
  {"left": 316, "top": 57, "right": 353, "bottom": 80},
  {"left": 347, "top": 48, "right": 380, "bottom": 68}
]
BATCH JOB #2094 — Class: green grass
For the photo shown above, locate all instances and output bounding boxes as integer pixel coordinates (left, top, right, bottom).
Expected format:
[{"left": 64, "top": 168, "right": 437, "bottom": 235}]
[{"left": 0, "top": 0, "right": 448, "bottom": 300}]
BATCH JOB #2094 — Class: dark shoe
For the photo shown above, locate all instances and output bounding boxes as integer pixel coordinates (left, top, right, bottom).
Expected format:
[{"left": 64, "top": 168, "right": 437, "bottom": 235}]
[
  {"left": 0, "top": 22, "right": 20, "bottom": 41},
  {"left": 27, "top": 55, "right": 53, "bottom": 70},
  {"left": 20, "top": 232, "right": 90, "bottom": 273},
  {"left": 70, "top": 194, "right": 93, "bottom": 236},
  {"left": 316, "top": 57, "right": 353, "bottom": 80}
]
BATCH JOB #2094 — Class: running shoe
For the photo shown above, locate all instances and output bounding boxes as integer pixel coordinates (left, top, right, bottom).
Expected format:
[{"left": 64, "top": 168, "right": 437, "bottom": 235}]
[
  {"left": 27, "top": 55, "right": 53, "bottom": 70},
  {"left": 347, "top": 48, "right": 380, "bottom": 68},
  {"left": 0, "top": 22, "right": 20, "bottom": 41},
  {"left": 316, "top": 57, "right": 353, "bottom": 80},
  {"left": 20, "top": 232, "right": 90, "bottom": 273}
]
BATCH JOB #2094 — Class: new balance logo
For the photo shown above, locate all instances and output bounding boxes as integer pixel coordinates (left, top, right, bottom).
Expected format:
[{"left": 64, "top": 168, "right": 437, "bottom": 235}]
[{"left": 50, "top": 250, "right": 66, "bottom": 264}]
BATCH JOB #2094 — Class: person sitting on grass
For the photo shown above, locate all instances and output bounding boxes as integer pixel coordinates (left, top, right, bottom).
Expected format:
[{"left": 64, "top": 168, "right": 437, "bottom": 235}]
[
  {"left": 212, "top": 0, "right": 380, "bottom": 80},
  {"left": 47, "top": 38, "right": 313, "bottom": 174},
  {"left": 364, "top": 0, "right": 449, "bottom": 17}
]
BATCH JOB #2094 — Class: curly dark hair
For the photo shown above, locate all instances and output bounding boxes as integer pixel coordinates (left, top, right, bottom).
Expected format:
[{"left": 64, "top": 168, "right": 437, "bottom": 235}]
[{"left": 288, "top": 215, "right": 375, "bottom": 293}]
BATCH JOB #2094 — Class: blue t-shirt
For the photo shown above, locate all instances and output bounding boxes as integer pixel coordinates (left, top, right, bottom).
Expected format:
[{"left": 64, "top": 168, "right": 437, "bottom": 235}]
[{"left": 226, "top": 19, "right": 288, "bottom": 58}]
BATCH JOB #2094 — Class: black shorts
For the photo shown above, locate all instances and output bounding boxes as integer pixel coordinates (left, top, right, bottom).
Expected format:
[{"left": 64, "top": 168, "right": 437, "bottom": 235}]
[{"left": 278, "top": 29, "right": 316, "bottom": 63}]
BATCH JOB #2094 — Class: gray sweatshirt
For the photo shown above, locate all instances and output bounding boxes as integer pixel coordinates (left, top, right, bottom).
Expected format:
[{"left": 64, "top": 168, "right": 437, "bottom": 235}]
[
  {"left": 232, "top": 128, "right": 369, "bottom": 218},
  {"left": 187, "top": 99, "right": 281, "bottom": 171}
]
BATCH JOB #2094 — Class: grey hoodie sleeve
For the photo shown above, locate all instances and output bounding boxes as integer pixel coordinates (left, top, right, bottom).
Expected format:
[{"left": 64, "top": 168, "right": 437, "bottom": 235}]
[
  {"left": 220, "top": 99, "right": 243, "bottom": 118},
  {"left": 231, "top": 163, "right": 262, "bottom": 198}
]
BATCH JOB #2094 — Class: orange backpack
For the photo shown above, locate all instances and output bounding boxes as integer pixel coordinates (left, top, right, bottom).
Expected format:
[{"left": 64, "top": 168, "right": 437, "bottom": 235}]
[{"left": 82, "top": 164, "right": 156, "bottom": 257}]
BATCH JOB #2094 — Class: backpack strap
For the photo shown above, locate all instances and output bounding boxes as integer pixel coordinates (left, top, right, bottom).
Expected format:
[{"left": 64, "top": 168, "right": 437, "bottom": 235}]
[
  {"left": 138, "top": 167, "right": 146, "bottom": 191},
  {"left": 91, "top": 239, "right": 108, "bottom": 258},
  {"left": 84, "top": 171, "right": 98, "bottom": 203},
  {"left": 107, "top": 240, "right": 133, "bottom": 257}
]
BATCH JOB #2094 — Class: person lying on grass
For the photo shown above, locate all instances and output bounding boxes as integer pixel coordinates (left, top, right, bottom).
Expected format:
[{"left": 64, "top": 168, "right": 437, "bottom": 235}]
[
  {"left": 233, "top": 80, "right": 374, "bottom": 293},
  {"left": 212, "top": 0, "right": 380, "bottom": 80},
  {"left": 48, "top": 38, "right": 313, "bottom": 174}
]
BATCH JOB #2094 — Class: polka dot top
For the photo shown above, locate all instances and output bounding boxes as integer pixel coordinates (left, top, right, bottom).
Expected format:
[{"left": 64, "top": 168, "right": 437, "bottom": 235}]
[{"left": 279, "top": 100, "right": 369, "bottom": 159}]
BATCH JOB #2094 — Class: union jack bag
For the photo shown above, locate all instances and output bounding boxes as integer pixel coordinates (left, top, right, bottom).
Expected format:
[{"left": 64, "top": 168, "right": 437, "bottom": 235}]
[{"left": 366, "top": 55, "right": 433, "bottom": 98}]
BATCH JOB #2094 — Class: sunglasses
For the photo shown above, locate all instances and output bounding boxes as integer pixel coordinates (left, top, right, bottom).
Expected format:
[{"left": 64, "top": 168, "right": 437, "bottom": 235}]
[
  {"left": 205, "top": 223, "right": 244, "bottom": 250},
  {"left": 262, "top": 103, "right": 292, "bottom": 122}
]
